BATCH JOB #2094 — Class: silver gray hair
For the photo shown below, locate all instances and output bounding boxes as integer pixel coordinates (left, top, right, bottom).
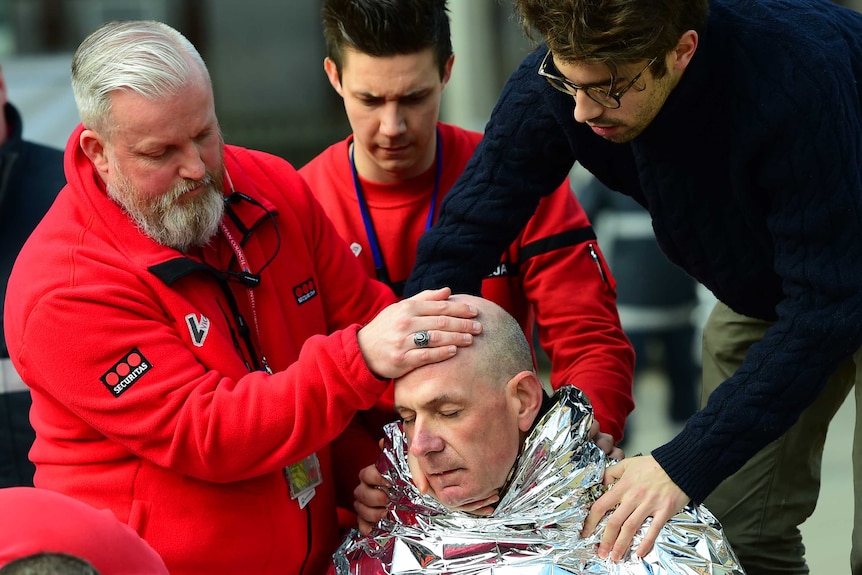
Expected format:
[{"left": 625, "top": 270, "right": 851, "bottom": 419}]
[{"left": 71, "top": 20, "right": 210, "bottom": 134}]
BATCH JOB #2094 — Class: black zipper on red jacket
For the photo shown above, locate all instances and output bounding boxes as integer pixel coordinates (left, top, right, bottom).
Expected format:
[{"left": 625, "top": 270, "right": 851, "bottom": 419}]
[
  {"left": 149, "top": 257, "right": 265, "bottom": 372},
  {"left": 149, "top": 191, "right": 282, "bottom": 372},
  {"left": 299, "top": 504, "right": 312, "bottom": 575}
]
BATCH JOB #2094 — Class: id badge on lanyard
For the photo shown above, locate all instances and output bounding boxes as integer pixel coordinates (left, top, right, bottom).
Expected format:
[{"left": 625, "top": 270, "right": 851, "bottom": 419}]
[
  {"left": 221, "top": 172, "right": 323, "bottom": 509},
  {"left": 284, "top": 453, "right": 323, "bottom": 509}
]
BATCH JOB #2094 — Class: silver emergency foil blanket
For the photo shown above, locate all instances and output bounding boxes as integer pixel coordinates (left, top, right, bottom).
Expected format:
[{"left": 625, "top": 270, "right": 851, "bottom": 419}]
[{"left": 332, "top": 386, "right": 745, "bottom": 575}]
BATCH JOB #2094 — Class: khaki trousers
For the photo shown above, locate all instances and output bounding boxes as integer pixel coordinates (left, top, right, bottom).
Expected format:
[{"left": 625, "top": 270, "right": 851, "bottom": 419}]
[{"left": 701, "top": 301, "right": 862, "bottom": 575}]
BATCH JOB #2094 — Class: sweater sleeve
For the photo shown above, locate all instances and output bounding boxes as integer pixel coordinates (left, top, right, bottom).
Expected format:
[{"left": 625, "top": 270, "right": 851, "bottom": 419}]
[
  {"left": 404, "top": 49, "right": 577, "bottom": 297},
  {"left": 653, "top": 24, "right": 862, "bottom": 502}
]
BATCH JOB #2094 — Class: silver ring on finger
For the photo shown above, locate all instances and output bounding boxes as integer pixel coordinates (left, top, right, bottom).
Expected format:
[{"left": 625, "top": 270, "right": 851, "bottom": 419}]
[{"left": 413, "top": 330, "right": 431, "bottom": 348}]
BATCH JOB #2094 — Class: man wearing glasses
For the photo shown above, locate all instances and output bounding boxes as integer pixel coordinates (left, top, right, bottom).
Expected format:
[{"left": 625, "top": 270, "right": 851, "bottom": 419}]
[
  {"left": 398, "top": 0, "right": 862, "bottom": 573},
  {"left": 538, "top": 52, "right": 659, "bottom": 130}
]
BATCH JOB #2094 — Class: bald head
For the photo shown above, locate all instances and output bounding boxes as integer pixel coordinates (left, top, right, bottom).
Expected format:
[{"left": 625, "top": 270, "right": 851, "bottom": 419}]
[
  {"left": 393, "top": 295, "right": 545, "bottom": 508},
  {"left": 409, "top": 294, "right": 534, "bottom": 388}
]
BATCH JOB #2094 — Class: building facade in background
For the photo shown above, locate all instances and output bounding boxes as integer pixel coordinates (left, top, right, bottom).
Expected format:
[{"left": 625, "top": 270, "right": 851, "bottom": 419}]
[{"left": 1, "top": 0, "right": 533, "bottom": 165}]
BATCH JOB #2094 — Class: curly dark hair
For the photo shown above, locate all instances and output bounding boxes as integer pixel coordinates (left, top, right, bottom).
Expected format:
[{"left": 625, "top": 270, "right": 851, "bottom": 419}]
[
  {"left": 516, "top": 0, "right": 708, "bottom": 78},
  {"left": 321, "top": 0, "right": 453, "bottom": 80}
]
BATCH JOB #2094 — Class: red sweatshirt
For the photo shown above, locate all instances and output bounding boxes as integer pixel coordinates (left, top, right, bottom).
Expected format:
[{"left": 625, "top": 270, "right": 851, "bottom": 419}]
[
  {"left": 300, "top": 123, "right": 634, "bottom": 474},
  {"left": 4, "top": 124, "right": 398, "bottom": 575}
]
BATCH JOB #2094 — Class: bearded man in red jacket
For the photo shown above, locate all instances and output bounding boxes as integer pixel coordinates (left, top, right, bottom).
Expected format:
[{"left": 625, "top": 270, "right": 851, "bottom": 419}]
[{"left": 2, "top": 19, "right": 483, "bottom": 575}]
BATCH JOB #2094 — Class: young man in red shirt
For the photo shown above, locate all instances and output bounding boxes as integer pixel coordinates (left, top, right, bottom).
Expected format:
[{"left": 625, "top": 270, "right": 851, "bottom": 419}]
[{"left": 301, "top": 0, "right": 635, "bottom": 525}]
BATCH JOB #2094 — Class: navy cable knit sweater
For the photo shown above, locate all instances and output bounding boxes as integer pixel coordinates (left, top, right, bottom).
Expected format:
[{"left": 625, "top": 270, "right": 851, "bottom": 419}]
[{"left": 405, "top": 0, "right": 862, "bottom": 502}]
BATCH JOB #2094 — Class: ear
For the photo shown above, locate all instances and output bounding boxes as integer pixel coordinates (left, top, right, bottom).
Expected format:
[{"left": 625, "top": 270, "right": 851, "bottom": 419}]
[
  {"left": 440, "top": 53, "right": 455, "bottom": 91},
  {"left": 508, "top": 371, "right": 544, "bottom": 433},
  {"left": 324, "top": 57, "right": 344, "bottom": 97},
  {"left": 79, "top": 128, "right": 111, "bottom": 182},
  {"left": 670, "top": 30, "right": 698, "bottom": 73}
]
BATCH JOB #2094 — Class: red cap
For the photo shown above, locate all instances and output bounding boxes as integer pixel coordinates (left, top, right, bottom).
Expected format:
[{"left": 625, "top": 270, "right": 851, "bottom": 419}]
[{"left": 0, "top": 487, "right": 169, "bottom": 574}]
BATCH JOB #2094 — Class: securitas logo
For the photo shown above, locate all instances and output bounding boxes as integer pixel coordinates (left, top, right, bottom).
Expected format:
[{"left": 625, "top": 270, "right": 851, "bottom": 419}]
[
  {"left": 293, "top": 278, "right": 318, "bottom": 305},
  {"left": 100, "top": 348, "right": 152, "bottom": 398}
]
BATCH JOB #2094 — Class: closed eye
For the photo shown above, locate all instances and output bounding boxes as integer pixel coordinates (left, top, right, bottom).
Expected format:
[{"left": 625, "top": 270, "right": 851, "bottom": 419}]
[
  {"left": 142, "top": 148, "right": 171, "bottom": 160},
  {"left": 358, "top": 96, "right": 384, "bottom": 107}
]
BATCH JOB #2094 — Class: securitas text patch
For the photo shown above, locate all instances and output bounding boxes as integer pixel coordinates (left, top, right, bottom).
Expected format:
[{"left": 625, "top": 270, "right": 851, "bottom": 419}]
[
  {"left": 293, "top": 278, "right": 318, "bottom": 305},
  {"left": 100, "top": 348, "right": 152, "bottom": 398}
]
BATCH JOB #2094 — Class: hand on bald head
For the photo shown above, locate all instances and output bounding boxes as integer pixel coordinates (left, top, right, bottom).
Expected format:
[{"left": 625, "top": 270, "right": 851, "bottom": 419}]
[
  {"left": 393, "top": 295, "right": 545, "bottom": 509},
  {"left": 396, "top": 294, "right": 539, "bottom": 390}
]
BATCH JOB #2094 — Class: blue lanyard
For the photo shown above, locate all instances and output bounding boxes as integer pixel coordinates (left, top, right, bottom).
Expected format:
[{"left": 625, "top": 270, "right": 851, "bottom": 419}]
[{"left": 349, "top": 129, "right": 442, "bottom": 294}]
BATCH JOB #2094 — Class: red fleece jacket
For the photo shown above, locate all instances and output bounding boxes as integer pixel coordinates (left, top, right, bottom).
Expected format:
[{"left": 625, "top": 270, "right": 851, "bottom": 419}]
[{"left": 4, "top": 124, "right": 397, "bottom": 575}]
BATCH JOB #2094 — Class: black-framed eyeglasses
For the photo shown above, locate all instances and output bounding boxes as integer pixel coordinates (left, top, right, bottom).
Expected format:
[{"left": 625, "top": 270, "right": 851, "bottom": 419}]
[{"left": 538, "top": 50, "right": 658, "bottom": 109}]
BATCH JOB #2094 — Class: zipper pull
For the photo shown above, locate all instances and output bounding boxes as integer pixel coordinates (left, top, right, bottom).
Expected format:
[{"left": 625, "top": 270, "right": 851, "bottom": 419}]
[
  {"left": 588, "top": 243, "right": 609, "bottom": 285},
  {"left": 260, "top": 355, "right": 273, "bottom": 375}
]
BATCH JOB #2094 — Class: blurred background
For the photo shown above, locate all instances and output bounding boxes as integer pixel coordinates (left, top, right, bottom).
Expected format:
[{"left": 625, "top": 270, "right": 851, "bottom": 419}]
[
  {"left": 2, "top": 0, "right": 859, "bottom": 571},
  {"left": 0, "top": 0, "right": 536, "bottom": 157}
]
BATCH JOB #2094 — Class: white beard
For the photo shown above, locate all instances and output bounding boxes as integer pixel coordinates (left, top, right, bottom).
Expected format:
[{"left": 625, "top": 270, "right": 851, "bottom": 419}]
[{"left": 107, "top": 170, "right": 225, "bottom": 252}]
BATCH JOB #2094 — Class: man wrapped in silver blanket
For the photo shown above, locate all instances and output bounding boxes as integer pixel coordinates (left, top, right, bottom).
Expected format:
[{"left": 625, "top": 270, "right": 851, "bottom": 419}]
[{"left": 338, "top": 295, "right": 744, "bottom": 575}]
